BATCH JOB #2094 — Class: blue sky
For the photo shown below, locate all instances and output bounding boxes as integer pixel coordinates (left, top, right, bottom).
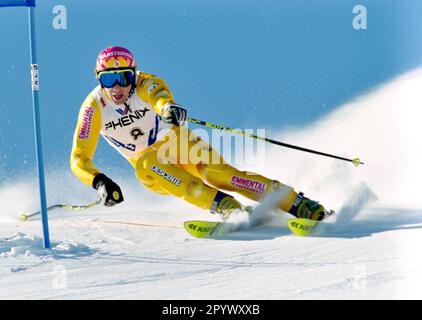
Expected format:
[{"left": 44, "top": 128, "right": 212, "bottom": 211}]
[{"left": 1, "top": 0, "right": 422, "bottom": 180}]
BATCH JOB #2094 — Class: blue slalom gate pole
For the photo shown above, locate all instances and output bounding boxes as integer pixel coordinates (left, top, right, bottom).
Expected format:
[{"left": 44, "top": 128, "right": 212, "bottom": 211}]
[
  {"left": 28, "top": 5, "right": 51, "bottom": 249},
  {"left": 0, "top": 1, "right": 50, "bottom": 248}
]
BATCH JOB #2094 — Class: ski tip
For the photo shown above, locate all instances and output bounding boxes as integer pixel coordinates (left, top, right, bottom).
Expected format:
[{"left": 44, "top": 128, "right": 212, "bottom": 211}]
[
  {"left": 18, "top": 213, "right": 28, "bottom": 222},
  {"left": 287, "top": 218, "right": 318, "bottom": 237},
  {"left": 183, "top": 221, "right": 195, "bottom": 233},
  {"left": 183, "top": 220, "right": 220, "bottom": 238}
]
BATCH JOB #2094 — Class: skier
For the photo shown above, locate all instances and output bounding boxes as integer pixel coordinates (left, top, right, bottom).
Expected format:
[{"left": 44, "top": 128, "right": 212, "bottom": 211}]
[{"left": 70, "top": 46, "right": 330, "bottom": 221}]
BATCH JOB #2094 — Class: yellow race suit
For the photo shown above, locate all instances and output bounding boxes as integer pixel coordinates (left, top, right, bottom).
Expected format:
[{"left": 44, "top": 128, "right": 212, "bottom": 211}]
[{"left": 70, "top": 71, "right": 298, "bottom": 213}]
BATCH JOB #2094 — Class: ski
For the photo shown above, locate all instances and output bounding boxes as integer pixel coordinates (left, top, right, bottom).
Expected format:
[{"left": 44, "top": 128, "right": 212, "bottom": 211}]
[
  {"left": 183, "top": 216, "right": 265, "bottom": 238},
  {"left": 286, "top": 218, "right": 320, "bottom": 236},
  {"left": 183, "top": 220, "right": 224, "bottom": 238},
  {"left": 183, "top": 186, "right": 330, "bottom": 238},
  {"left": 183, "top": 217, "right": 323, "bottom": 238}
]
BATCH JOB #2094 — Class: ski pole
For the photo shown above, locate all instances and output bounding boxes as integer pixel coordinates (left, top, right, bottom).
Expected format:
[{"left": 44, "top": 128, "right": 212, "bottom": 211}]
[
  {"left": 19, "top": 199, "right": 101, "bottom": 221},
  {"left": 187, "top": 117, "right": 364, "bottom": 166}
]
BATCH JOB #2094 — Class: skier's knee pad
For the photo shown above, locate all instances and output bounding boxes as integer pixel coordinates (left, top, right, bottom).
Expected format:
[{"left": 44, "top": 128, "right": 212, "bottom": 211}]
[
  {"left": 135, "top": 151, "right": 168, "bottom": 195},
  {"left": 136, "top": 151, "right": 156, "bottom": 185}
]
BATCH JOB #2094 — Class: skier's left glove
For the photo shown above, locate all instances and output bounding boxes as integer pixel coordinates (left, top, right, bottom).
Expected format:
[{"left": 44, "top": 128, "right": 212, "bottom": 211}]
[
  {"left": 92, "top": 173, "right": 124, "bottom": 207},
  {"left": 161, "top": 103, "right": 187, "bottom": 126}
]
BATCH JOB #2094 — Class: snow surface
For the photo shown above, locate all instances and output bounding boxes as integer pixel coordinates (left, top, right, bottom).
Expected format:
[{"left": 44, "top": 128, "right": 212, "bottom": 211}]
[{"left": 1, "top": 69, "right": 422, "bottom": 299}]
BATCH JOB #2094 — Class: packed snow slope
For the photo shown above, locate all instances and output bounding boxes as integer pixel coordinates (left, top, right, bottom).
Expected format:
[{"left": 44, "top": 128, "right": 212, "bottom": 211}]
[{"left": 1, "top": 69, "right": 422, "bottom": 300}]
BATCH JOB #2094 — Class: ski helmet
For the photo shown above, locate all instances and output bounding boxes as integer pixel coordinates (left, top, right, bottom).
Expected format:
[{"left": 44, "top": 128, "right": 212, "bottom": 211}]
[{"left": 95, "top": 46, "right": 136, "bottom": 74}]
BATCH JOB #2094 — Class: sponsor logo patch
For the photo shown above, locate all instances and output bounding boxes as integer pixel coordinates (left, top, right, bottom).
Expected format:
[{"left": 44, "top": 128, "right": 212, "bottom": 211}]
[
  {"left": 78, "top": 106, "right": 94, "bottom": 140},
  {"left": 291, "top": 221, "right": 313, "bottom": 231},
  {"left": 230, "top": 176, "right": 267, "bottom": 193},
  {"left": 115, "top": 104, "right": 131, "bottom": 116},
  {"left": 105, "top": 107, "right": 150, "bottom": 130},
  {"left": 151, "top": 165, "right": 182, "bottom": 187},
  {"left": 100, "top": 51, "right": 133, "bottom": 60},
  {"left": 130, "top": 128, "right": 144, "bottom": 140}
]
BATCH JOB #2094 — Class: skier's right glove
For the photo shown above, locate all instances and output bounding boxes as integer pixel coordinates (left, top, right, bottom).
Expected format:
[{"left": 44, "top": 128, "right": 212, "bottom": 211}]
[
  {"left": 161, "top": 103, "right": 187, "bottom": 126},
  {"left": 92, "top": 173, "right": 124, "bottom": 207}
]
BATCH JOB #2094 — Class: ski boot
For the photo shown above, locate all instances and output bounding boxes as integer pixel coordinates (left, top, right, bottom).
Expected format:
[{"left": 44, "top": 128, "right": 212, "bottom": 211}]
[
  {"left": 211, "top": 191, "right": 244, "bottom": 219},
  {"left": 288, "top": 192, "right": 332, "bottom": 221}
]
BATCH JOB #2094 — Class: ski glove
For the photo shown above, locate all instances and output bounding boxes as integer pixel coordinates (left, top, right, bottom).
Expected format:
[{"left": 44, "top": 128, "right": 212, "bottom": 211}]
[
  {"left": 161, "top": 103, "right": 187, "bottom": 126},
  {"left": 92, "top": 173, "right": 124, "bottom": 207}
]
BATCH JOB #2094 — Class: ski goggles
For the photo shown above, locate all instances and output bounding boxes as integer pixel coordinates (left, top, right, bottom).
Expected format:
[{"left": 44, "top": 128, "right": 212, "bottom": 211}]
[{"left": 97, "top": 69, "right": 136, "bottom": 88}]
